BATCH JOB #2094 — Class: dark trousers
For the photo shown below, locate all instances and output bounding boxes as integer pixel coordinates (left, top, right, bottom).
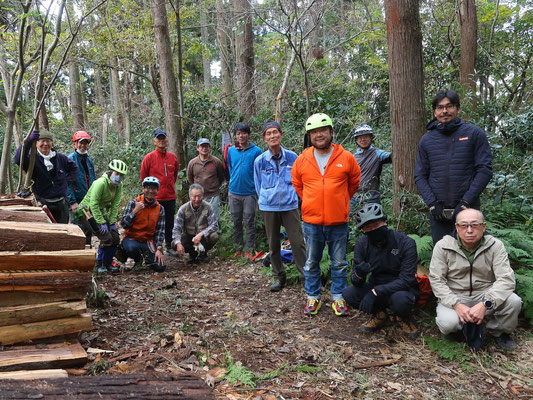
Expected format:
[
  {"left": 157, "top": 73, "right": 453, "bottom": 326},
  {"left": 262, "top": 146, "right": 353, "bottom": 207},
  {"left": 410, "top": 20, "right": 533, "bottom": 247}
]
[
  {"left": 182, "top": 232, "right": 219, "bottom": 257},
  {"left": 159, "top": 200, "right": 176, "bottom": 249},
  {"left": 44, "top": 197, "right": 70, "bottom": 224},
  {"left": 343, "top": 282, "right": 417, "bottom": 318},
  {"left": 122, "top": 238, "right": 166, "bottom": 272},
  {"left": 429, "top": 214, "right": 455, "bottom": 245}
]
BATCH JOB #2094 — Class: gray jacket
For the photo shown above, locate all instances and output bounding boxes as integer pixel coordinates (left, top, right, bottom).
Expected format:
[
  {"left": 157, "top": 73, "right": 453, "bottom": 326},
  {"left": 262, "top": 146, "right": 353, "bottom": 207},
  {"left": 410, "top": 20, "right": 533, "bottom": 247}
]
[{"left": 429, "top": 234, "right": 516, "bottom": 309}]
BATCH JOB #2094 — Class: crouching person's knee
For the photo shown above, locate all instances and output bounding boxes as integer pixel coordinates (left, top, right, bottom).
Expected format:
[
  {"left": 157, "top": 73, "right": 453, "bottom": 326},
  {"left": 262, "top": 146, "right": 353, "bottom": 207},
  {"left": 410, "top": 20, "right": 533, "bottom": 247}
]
[{"left": 435, "top": 303, "right": 462, "bottom": 335}]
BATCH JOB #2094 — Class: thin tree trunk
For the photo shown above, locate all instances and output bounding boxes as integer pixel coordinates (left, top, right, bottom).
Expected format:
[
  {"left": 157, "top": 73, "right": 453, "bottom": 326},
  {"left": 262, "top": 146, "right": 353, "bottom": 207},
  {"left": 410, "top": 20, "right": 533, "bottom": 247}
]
[
  {"left": 69, "top": 59, "right": 85, "bottom": 131},
  {"left": 384, "top": 0, "right": 426, "bottom": 214},
  {"left": 200, "top": 3, "right": 211, "bottom": 91},
  {"left": 459, "top": 0, "right": 477, "bottom": 105},
  {"left": 276, "top": 49, "right": 296, "bottom": 122},
  {"left": 150, "top": 0, "right": 185, "bottom": 167},
  {"left": 94, "top": 68, "right": 107, "bottom": 141},
  {"left": 123, "top": 71, "right": 132, "bottom": 146},
  {"left": 37, "top": 84, "right": 50, "bottom": 131},
  {"left": 110, "top": 66, "right": 124, "bottom": 138},
  {"left": 216, "top": 0, "right": 232, "bottom": 103},
  {"left": 234, "top": 0, "right": 255, "bottom": 118}
]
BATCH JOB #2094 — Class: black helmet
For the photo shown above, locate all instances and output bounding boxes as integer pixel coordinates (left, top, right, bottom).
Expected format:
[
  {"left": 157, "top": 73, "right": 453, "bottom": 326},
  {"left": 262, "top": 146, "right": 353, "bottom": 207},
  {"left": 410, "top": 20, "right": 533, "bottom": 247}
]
[{"left": 355, "top": 203, "right": 387, "bottom": 229}]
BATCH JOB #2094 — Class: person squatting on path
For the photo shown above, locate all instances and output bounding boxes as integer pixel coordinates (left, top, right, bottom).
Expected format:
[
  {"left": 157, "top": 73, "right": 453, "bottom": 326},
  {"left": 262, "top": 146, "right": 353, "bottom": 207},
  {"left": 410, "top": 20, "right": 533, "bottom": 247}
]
[
  {"left": 67, "top": 131, "right": 96, "bottom": 246},
  {"left": 254, "top": 121, "right": 306, "bottom": 292},
  {"left": 187, "top": 138, "right": 225, "bottom": 224},
  {"left": 429, "top": 208, "right": 522, "bottom": 351},
  {"left": 226, "top": 122, "right": 263, "bottom": 258},
  {"left": 344, "top": 203, "right": 419, "bottom": 337},
  {"left": 14, "top": 129, "right": 78, "bottom": 223},
  {"left": 172, "top": 184, "right": 219, "bottom": 264},
  {"left": 292, "top": 113, "right": 361, "bottom": 317},
  {"left": 415, "top": 89, "right": 493, "bottom": 244},
  {"left": 140, "top": 129, "right": 179, "bottom": 256},
  {"left": 117, "top": 176, "right": 166, "bottom": 272},
  {"left": 350, "top": 124, "right": 391, "bottom": 211},
  {"left": 78, "top": 159, "right": 128, "bottom": 274}
]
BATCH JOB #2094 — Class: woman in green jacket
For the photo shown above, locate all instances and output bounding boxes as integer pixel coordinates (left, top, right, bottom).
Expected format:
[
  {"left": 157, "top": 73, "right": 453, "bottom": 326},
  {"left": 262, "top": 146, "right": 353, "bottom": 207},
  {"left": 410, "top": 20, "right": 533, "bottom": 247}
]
[{"left": 79, "top": 159, "right": 128, "bottom": 273}]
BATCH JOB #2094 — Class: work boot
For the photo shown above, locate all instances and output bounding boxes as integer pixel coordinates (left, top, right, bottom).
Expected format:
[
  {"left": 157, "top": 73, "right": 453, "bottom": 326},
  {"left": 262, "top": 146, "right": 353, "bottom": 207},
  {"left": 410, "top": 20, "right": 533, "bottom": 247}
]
[
  {"left": 494, "top": 333, "right": 517, "bottom": 351},
  {"left": 394, "top": 316, "right": 419, "bottom": 337},
  {"left": 270, "top": 274, "right": 286, "bottom": 292},
  {"left": 187, "top": 253, "right": 198, "bottom": 264},
  {"left": 197, "top": 252, "right": 210, "bottom": 263},
  {"left": 360, "top": 311, "right": 388, "bottom": 332},
  {"left": 114, "top": 245, "right": 127, "bottom": 263},
  {"left": 95, "top": 260, "right": 107, "bottom": 274}
]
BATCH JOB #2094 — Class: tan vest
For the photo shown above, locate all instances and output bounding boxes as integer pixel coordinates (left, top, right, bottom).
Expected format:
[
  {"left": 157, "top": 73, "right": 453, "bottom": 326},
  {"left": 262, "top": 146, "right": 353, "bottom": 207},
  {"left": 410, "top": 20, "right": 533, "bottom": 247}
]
[{"left": 183, "top": 201, "right": 210, "bottom": 236}]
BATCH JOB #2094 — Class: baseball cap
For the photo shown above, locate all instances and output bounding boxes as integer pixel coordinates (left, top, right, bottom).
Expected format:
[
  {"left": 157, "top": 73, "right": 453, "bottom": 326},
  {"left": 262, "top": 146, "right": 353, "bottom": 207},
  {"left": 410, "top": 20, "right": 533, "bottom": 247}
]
[
  {"left": 154, "top": 129, "right": 167, "bottom": 138},
  {"left": 197, "top": 138, "right": 210, "bottom": 146}
]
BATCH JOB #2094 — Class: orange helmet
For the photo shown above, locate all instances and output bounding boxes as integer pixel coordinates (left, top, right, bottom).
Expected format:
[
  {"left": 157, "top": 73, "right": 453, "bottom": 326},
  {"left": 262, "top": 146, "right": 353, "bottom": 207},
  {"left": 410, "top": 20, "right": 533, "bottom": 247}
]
[{"left": 72, "top": 131, "right": 91, "bottom": 149}]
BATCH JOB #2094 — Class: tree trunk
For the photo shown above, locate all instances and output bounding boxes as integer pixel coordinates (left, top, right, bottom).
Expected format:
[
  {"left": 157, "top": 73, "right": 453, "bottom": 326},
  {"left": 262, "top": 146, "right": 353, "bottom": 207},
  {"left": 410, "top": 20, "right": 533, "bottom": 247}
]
[
  {"left": 200, "top": 3, "right": 212, "bottom": 91},
  {"left": 216, "top": 0, "right": 233, "bottom": 103},
  {"left": 0, "top": 111, "right": 15, "bottom": 194},
  {"left": 233, "top": 0, "right": 255, "bottom": 118},
  {"left": 384, "top": 0, "right": 426, "bottom": 214},
  {"left": 110, "top": 66, "right": 124, "bottom": 138},
  {"left": 123, "top": 71, "right": 132, "bottom": 146},
  {"left": 37, "top": 84, "right": 50, "bottom": 131},
  {"left": 459, "top": 0, "right": 478, "bottom": 106},
  {"left": 94, "top": 68, "right": 107, "bottom": 142},
  {"left": 69, "top": 59, "right": 85, "bottom": 131},
  {"left": 150, "top": 0, "right": 185, "bottom": 166}
]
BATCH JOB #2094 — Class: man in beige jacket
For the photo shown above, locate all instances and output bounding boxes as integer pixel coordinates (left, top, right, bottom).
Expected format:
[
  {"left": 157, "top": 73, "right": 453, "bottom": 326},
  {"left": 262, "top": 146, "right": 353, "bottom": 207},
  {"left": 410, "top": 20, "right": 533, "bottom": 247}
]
[{"left": 429, "top": 209, "right": 521, "bottom": 350}]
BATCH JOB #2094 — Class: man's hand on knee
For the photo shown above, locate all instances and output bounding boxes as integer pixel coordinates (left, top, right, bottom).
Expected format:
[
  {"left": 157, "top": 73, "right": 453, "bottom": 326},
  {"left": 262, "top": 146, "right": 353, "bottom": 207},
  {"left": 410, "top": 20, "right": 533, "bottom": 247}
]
[
  {"left": 454, "top": 303, "right": 474, "bottom": 324},
  {"left": 467, "top": 302, "right": 487, "bottom": 325}
]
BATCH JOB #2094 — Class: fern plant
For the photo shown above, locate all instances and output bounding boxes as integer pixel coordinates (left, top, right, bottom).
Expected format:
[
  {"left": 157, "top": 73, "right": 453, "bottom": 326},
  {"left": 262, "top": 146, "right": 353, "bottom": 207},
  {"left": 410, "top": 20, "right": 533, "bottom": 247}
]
[
  {"left": 408, "top": 234, "right": 434, "bottom": 267},
  {"left": 515, "top": 269, "right": 533, "bottom": 325}
]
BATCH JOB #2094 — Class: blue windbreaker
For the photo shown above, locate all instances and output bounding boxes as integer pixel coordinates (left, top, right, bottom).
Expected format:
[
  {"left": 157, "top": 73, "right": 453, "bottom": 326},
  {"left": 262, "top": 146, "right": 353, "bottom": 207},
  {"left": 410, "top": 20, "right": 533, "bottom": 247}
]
[
  {"left": 227, "top": 142, "right": 262, "bottom": 195},
  {"left": 67, "top": 151, "right": 96, "bottom": 205}
]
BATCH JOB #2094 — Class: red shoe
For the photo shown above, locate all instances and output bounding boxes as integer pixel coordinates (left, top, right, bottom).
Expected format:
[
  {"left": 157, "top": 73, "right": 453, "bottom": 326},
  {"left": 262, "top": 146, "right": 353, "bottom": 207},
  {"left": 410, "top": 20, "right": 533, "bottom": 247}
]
[{"left": 234, "top": 250, "right": 242, "bottom": 257}]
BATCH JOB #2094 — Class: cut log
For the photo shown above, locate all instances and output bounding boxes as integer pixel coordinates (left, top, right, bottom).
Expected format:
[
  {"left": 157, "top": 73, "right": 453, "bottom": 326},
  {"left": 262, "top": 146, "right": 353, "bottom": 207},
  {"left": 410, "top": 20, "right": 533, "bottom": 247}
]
[
  {"left": 0, "top": 209, "right": 50, "bottom": 223},
  {"left": 0, "top": 342, "right": 87, "bottom": 371},
  {"left": 0, "top": 249, "right": 96, "bottom": 272},
  {"left": 0, "top": 373, "right": 215, "bottom": 399},
  {"left": 0, "top": 197, "right": 34, "bottom": 207},
  {"left": 0, "top": 300, "right": 86, "bottom": 327},
  {"left": 0, "top": 271, "right": 91, "bottom": 291},
  {"left": 0, "top": 222, "right": 86, "bottom": 251},
  {"left": 0, "top": 369, "right": 68, "bottom": 380},
  {"left": 0, "top": 313, "right": 92, "bottom": 345},
  {"left": 0, "top": 288, "right": 86, "bottom": 307}
]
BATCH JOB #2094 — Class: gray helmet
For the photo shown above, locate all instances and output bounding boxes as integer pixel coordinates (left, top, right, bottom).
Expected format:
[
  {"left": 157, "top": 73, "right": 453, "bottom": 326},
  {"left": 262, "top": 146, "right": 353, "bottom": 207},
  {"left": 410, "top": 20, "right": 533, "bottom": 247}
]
[
  {"left": 353, "top": 124, "right": 374, "bottom": 138},
  {"left": 355, "top": 203, "right": 387, "bottom": 229}
]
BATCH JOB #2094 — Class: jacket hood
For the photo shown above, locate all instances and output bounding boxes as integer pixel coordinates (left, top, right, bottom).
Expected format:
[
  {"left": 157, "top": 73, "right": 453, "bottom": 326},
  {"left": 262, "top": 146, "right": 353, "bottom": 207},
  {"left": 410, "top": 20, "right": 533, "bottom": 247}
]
[{"left": 426, "top": 117, "right": 464, "bottom": 133}]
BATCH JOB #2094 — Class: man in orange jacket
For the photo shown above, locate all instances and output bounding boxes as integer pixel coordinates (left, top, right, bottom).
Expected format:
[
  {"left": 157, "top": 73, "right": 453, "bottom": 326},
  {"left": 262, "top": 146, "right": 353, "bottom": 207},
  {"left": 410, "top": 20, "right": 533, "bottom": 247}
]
[{"left": 292, "top": 113, "right": 361, "bottom": 316}]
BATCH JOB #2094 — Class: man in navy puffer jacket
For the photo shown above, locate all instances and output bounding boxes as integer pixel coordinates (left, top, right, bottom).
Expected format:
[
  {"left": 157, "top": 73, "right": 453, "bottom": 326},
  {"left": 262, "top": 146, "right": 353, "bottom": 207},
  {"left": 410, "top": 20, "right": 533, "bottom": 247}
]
[{"left": 415, "top": 89, "right": 493, "bottom": 244}]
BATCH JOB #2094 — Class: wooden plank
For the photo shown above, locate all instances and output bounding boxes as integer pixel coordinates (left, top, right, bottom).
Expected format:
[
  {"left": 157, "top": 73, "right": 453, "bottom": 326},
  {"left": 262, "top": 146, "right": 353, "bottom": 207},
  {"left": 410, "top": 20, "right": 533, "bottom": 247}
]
[
  {"left": 0, "top": 342, "right": 87, "bottom": 371},
  {"left": 0, "top": 369, "right": 68, "bottom": 380},
  {"left": 0, "top": 197, "right": 34, "bottom": 207},
  {"left": 0, "top": 222, "right": 86, "bottom": 251},
  {"left": 0, "top": 209, "right": 50, "bottom": 223},
  {"left": 0, "top": 313, "right": 93, "bottom": 345},
  {"left": 0, "top": 271, "right": 91, "bottom": 291},
  {"left": 0, "top": 373, "right": 215, "bottom": 399},
  {"left": 0, "top": 250, "right": 96, "bottom": 272},
  {"left": 0, "top": 300, "right": 86, "bottom": 327},
  {"left": 0, "top": 289, "right": 86, "bottom": 307}
]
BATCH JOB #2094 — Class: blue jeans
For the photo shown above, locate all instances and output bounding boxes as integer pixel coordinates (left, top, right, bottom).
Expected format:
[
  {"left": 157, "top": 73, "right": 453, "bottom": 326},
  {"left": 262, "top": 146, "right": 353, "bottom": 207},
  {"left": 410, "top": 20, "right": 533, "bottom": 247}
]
[
  {"left": 122, "top": 237, "right": 155, "bottom": 264},
  {"left": 303, "top": 222, "right": 348, "bottom": 301}
]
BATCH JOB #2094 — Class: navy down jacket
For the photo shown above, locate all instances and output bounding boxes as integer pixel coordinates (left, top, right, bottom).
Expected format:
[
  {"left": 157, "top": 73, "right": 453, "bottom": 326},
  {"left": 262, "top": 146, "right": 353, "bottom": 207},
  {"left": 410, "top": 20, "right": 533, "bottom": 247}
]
[{"left": 414, "top": 118, "right": 493, "bottom": 208}]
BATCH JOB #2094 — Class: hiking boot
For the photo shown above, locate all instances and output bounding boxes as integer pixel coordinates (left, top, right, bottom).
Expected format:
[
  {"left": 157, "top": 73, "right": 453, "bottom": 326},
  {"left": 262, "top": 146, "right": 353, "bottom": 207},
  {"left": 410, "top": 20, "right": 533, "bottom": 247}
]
[
  {"left": 270, "top": 279, "right": 284, "bottom": 292},
  {"left": 95, "top": 260, "right": 107, "bottom": 274},
  {"left": 360, "top": 311, "right": 388, "bottom": 332},
  {"left": 234, "top": 250, "right": 242, "bottom": 258},
  {"left": 332, "top": 299, "right": 348, "bottom": 316},
  {"left": 394, "top": 316, "right": 418, "bottom": 337},
  {"left": 187, "top": 254, "right": 198, "bottom": 264},
  {"left": 304, "top": 299, "right": 321, "bottom": 316},
  {"left": 494, "top": 333, "right": 517, "bottom": 351},
  {"left": 197, "top": 252, "right": 210, "bottom": 263},
  {"left": 114, "top": 245, "right": 127, "bottom": 263}
]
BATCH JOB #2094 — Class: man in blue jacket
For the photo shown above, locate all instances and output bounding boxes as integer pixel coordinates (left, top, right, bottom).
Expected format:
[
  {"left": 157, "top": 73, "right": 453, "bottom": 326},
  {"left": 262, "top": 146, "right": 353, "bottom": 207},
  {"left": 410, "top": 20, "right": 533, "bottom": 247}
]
[
  {"left": 227, "top": 122, "right": 263, "bottom": 258},
  {"left": 343, "top": 203, "right": 419, "bottom": 337},
  {"left": 67, "top": 131, "right": 96, "bottom": 245},
  {"left": 254, "top": 121, "right": 306, "bottom": 291},
  {"left": 415, "top": 89, "right": 493, "bottom": 244}
]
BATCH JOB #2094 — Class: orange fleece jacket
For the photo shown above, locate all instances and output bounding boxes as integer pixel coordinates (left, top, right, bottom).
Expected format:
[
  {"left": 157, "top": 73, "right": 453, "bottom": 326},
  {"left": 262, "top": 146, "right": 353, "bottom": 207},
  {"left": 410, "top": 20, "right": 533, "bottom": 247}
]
[{"left": 292, "top": 144, "right": 360, "bottom": 225}]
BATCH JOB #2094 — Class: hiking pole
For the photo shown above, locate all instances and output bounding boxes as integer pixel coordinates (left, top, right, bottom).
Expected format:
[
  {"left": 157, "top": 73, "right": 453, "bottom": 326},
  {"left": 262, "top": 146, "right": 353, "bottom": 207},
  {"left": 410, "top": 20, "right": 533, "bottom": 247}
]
[{"left": 395, "top": 196, "right": 408, "bottom": 231}]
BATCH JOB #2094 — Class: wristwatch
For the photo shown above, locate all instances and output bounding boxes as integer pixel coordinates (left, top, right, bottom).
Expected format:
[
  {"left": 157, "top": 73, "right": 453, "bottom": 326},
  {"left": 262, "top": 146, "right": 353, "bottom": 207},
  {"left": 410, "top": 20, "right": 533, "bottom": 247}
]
[{"left": 483, "top": 298, "right": 493, "bottom": 310}]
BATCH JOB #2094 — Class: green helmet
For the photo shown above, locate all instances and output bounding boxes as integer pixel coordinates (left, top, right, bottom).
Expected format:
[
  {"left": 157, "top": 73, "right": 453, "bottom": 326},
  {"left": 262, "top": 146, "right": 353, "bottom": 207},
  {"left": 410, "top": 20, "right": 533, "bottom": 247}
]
[
  {"left": 108, "top": 159, "right": 128, "bottom": 175},
  {"left": 305, "top": 113, "right": 333, "bottom": 132},
  {"left": 355, "top": 203, "right": 387, "bottom": 229}
]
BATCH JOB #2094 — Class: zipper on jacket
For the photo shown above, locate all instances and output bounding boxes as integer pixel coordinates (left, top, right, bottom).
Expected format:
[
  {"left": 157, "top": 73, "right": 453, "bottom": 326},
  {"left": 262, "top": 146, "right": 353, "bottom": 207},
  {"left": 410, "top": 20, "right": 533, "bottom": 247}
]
[{"left": 164, "top": 162, "right": 167, "bottom": 177}]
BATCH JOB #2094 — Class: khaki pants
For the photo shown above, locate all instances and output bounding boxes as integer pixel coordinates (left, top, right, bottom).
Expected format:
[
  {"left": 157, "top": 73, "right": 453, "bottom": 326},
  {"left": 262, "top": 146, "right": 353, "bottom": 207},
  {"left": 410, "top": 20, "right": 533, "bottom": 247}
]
[{"left": 436, "top": 292, "right": 522, "bottom": 337}]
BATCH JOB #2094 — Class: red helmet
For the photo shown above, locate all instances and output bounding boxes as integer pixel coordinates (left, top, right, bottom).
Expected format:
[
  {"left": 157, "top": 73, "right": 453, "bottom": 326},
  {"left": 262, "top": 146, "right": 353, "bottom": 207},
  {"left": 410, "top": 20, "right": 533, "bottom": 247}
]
[{"left": 72, "top": 131, "right": 91, "bottom": 149}]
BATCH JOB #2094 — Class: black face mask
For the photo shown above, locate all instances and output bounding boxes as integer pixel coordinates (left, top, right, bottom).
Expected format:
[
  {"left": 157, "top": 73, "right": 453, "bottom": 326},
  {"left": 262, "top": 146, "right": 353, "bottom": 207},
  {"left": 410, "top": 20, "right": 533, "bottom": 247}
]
[{"left": 365, "top": 225, "right": 389, "bottom": 245}]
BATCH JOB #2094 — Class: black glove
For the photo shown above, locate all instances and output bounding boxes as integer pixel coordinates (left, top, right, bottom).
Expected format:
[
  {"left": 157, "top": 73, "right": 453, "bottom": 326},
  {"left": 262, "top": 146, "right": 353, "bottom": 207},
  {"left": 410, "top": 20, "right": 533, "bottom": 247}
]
[
  {"left": 429, "top": 201, "right": 445, "bottom": 222},
  {"left": 359, "top": 291, "right": 377, "bottom": 314},
  {"left": 351, "top": 261, "right": 370, "bottom": 285},
  {"left": 453, "top": 200, "right": 470, "bottom": 219},
  {"left": 355, "top": 261, "right": 372, "bottom": 276}
]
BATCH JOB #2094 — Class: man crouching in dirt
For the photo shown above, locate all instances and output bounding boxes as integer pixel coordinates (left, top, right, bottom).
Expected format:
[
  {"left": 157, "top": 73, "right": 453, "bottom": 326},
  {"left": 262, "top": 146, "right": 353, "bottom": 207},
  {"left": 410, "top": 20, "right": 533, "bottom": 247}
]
[
  {"left": 429, "top": 208, "right": 521, "bottom": 351},
  {"left": 172, "top": 184, "right": 219, "bottom": 264},
  {"left": 343, "top": 203, "right": 419, "bottom": 337},
  {"left": 115, "top": 177, "right": 166, "bottom": 272}
]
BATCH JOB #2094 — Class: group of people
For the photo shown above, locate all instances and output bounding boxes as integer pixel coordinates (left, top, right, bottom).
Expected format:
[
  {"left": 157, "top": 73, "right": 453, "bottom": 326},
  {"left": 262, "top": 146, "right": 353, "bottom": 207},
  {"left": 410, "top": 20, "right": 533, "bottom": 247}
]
[{"left": 13, "top": 88, "right": 522, "bottom": 350}]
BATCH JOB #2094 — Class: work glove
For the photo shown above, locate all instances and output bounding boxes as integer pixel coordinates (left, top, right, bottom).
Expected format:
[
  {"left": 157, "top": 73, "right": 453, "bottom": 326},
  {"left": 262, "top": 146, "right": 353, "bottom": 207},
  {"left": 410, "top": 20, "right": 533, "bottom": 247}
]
[
  {"left": 429, "top": 201, "right": 445, "bottom": 222},
  {"left": 109, "top": 224, "right": 119, "bottom": 233},
  {"left": 28, "top": 130, "right": 40, "bottom": 142},
  {"left": 453, "top": 200, "right": 470, "bottom": 219},
  {"left": 351, "top": 261, "right": 372, "bottom": 285},
  {"left": 99, "top": 223, "right": 109, "bottom": 235},
  {"left": 359, "top": 291, "right": 377, "bottom": 314}
]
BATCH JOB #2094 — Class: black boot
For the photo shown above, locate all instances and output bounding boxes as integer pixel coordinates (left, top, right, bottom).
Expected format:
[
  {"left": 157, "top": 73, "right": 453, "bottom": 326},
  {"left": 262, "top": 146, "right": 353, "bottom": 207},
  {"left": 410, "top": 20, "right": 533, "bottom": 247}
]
[
  {"left": 270, "top": 274, "right": 286, "bottom": 292},
  {"left": 197, "top": 252, "right": 210, "bottom": 263}
]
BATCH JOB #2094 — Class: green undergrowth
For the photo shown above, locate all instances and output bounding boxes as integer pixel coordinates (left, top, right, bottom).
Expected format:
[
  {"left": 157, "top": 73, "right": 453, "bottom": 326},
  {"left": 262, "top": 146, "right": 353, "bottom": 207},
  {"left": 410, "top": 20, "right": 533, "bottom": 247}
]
[{"left": 425, "top": 336, "right": 473, "bottom": 371}]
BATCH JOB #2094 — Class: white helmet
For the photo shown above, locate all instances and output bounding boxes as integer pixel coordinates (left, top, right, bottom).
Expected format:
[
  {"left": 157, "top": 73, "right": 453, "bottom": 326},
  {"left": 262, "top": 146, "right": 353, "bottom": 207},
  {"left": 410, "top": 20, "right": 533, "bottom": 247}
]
[{"left": 353, "top": 124, "right": 374, "bottom": 138}]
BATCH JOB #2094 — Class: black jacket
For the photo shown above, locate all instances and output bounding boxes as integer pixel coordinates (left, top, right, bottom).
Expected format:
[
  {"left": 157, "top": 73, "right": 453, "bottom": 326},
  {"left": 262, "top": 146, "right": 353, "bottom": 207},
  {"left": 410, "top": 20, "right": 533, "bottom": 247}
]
[{"left": 353, "top": 229, "right": 419, "bottom": 296}]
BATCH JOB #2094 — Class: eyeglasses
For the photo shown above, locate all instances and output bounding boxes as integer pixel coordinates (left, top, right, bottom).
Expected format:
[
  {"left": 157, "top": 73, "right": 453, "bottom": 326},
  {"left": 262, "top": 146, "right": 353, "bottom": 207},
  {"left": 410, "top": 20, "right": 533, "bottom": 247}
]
[
  {"left": 455, "top": 222, "right": 485, "bottom": 229},
  {"left": 435, "top": 103, "right": 456, "bottom": 112}
]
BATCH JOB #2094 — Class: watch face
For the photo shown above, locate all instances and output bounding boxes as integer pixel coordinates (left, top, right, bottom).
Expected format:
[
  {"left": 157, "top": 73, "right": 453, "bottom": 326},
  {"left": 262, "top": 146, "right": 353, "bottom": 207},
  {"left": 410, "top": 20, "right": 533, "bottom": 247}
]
[{"left": 484, "top": 300, "right": 493, "bottom": 309}]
